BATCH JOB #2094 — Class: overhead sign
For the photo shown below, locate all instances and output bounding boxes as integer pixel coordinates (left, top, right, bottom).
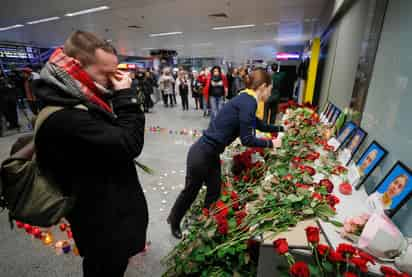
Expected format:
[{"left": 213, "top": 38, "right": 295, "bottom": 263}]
[
  {"left": 276, "top": 52, "right": 301, "bottom": 61},
  {"left": 0, "top": 46, "right": 29, "bottom": 59}
]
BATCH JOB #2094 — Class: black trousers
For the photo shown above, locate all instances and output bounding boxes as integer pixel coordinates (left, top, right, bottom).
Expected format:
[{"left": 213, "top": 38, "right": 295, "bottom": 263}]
[
  {"left": 162, "top": 92, "right": 174, "bottom": 107},
  {"left": 2, "top": 93, "right": 19, "bottom": 128},
  {"left": 169, "top": 140, "right": 221, "bottom": 227},
  {"left": 172, "top": 93, "right": 177, "bottom": 105},
  {"left": 181, "top": 93, "right": 189, "bottom": 110},
  {"left": 82, "top": 256, "right": 129, "bottom": 277}
]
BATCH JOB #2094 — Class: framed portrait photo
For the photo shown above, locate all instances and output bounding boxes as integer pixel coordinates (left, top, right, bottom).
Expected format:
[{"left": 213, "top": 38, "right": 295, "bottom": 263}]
[
  {"left": 326, "top": 104, "right": 336, "bottom": 124},
  {"left": 354, "top": 141, "right": 388, "bottom": 189},
  {"left": 339, "top": 127, "right": 368, "bottom": 165},
  {"left": 366, "top": 162, "right": 412, "bottom": 217},
  {"left": 320, "top": 102, "right": 332, "bottom": 123},
  {"left": 330, "top": 107, "right": 342, "bottom": 126}
]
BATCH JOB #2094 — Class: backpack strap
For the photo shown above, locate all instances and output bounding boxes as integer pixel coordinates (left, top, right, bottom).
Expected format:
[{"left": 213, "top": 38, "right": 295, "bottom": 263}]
[{"left": 34, "top": 104, "right": 88, "bottom": 141}]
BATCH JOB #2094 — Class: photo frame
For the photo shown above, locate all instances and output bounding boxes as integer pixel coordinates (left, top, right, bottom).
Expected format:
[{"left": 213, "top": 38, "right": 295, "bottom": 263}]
[
  {"left": 329, "top": 107, "right": 342, "bottom": 126},
  {"left": 326, "top": 104, "right": 336, "bottom": 124},
  {"left": 367, "top": 162, "right": 412, "bottom": 217},
  {"left": 354, "top": 141, "right": 388, "bottom": 189},
  {"left": 321, "top": 102, "right": 332, "bottom": 118},
  {"left": 334, "top": 121, "right": 356, "bottom": 150},
  {"left": 340, "top": 127, "right": 368, "bottom": 165}
]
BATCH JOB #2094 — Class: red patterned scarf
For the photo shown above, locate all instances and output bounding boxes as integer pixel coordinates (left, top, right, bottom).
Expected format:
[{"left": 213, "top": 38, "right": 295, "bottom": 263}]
[{"left": 47, "top": 48, "right": 113, "bottom": 113}]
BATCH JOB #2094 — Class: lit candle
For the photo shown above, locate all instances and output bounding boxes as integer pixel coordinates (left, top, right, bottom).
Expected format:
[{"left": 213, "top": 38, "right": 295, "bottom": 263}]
[{"left": 42, "top": 232, "right": 54, "bottom": 245}]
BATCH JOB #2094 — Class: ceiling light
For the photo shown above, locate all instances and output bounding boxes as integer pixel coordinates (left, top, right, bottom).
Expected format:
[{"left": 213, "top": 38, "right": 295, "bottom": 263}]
[
  {"left": 149, "top": 32, "right": 183, "bottom": 37},
  {"left": 0, "top": 24, "right": 24, "bottom": 32},
  {"left": 27, "top": 16, "right": 60, "bottom": 25},
  {"left": 142, "top": 47, "right": 155, "bottom": 50},
  {"left": 192, "top": 42, "right": 213, "bottom": 47},
  {"left": 212, "top": 24, "right": 255, "bottom": 30},
  {"left": 240, "top": 40, "right": 269, "bottom": 44},
  {"left": 65, "top": 6, "right": 110, "bottom": 17},
  {"left": 264, "top": 22, "right": 280, "bottom": 26}
]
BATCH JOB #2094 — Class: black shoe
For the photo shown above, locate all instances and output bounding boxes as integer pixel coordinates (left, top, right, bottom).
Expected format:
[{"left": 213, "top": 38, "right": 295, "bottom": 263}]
[{"left": 167, "top": 217, "right": 182, "bottom": 239}]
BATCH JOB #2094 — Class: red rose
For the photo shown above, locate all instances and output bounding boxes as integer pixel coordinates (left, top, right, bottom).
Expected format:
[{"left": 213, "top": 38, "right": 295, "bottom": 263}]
[
  {"left": 231, "top": 191, "right": 239, "bottom": 201},
  {"left": 15, "top": 221, "right": 24, "bottom": 229},
  {"left": 343, "top": 272, "right": 358, "bottom": 277},
  {"left": 243, "top": 175, "right": 250, "bottom": 182},
  {"left": 292, "top": 157, "right": 302, "bottom": 164},
  {"left": 350, "top": 257, "right": 369, "bottom": 272},
  {"left": 305, "top": 226, "right": 320, "bottom": 244},
  {"left": 31, "top": 227, "right": 42, "bottom": 239},
  {"left": 59, "top": 223, "right": 68, "bottom": 231},
  {"left": 235, "top": 210, "right": 247, "bottom": 226},
  {"left": 336, "top": 243, "right": 357, "bottom": 256},
  {"left": 317, "top": 244, "right": 330, "bottom": 256},
  {"left": 380, "top": 266, "right": 401, "bottom": 276},
  {"left": 290, "top": 261, "right": 310, "bottom": 277},
  {"left": 358, "top": 250, "right": 376, "bottom": 265},
  {"left": 304, "top": 166, "right": 316, "bottom": 176},
  {"left": 202, "top": 208, "right": 209, "bottom": 217},
  {"left": 312, "top": 192, "right": 323, "bottom": 201},
  {"left": 24, "top": 224, "right": 33, "bottom": 234},
  {"left": 233, "top": 201, "right": 240, "bottom": 210},
  {"left": 319, "top": 179, "right": 334, "bottom": 193},
  {"left": 222, "top": 190, "right": 228, "bottom": 196},
  {"left": 296, "top": 183, "right": 310, "bottom": 190},
  {"left": 273, "top": 238, "right": 289, "bottom": 255},
  {"left": 323, "top": 144, "right": 335, "bottom": 152},
  {"left": 326, "top": 194, "right": 340, "bottom": 209},
  {"left": 234, "top": 176, "right": 240, "bottom": 182},
  {"left": 305, "top": 152, "right": 320, "bottom": 161},
  {"left": 283, "top": 174, "right": 294, "bottom": 181},
  {"left": 328, "top": 250, "right": 344, "bottom": 263},
  {"left": 339, "top": 182, "right": 353, "bottom": 195},
  {"left": 217, "top": 220, "right": 229, "bottom": 235}
]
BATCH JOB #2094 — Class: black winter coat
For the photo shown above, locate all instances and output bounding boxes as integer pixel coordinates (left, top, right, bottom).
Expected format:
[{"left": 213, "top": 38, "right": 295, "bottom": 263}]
[{"left": 33, "top": 80, "right": 148, "bottom": 260}]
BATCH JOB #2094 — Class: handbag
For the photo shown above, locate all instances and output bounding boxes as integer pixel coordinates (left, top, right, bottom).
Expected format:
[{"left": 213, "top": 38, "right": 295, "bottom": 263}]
[{"left": 0, "top": 105, "right": 86, "bottom": 227}]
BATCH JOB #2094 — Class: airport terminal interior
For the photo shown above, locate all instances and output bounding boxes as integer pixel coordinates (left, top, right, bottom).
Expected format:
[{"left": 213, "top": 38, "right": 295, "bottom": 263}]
[{"left": 1, "top": 0, "right": 412, "bottom": 276}]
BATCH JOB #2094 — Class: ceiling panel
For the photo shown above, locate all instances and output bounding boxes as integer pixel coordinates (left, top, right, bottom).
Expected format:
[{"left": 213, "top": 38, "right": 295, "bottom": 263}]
[{"left": 0, "top": 0, "right": 329, "bottom": 60}]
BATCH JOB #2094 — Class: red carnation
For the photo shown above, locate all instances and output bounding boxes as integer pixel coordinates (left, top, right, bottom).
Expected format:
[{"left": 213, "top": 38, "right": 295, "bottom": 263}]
[
  {"left": 273, "top": 238, "right": 289, "bottom": 255},
  {"left": 317, "top": 244, "right": 330, "bottom": 256},
  {"left": 202, "top": 208, "right": 209, "bottom": 217},
  {"left": 380, "top": 266, "right": 401, "bottom": 276},
  {"left": 336, "top": 243, "right": 357, "bottom": 256},
  {"left": 358, "top": 250, "right": 376, "bottom": 265},
  {"left": 290, "top": 261, "right": 310, "bottom": 277},
  {"left": 339, "top": 182, "right": 353, "bottom": 195},
  {"left": 328, "top": 249, "right": 344, "bottom": 263},
  {"left": 343, "top": 272, "right": 358, "bottom": 277},
  {"left": 305, "top": 226, "right": 320, "bottom": 244},
  {"left": 319, "top": 179, "right": 334, "bottom": 193}
]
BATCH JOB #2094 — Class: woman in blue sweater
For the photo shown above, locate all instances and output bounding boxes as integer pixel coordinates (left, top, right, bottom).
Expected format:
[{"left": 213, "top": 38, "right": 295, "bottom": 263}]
[{"left": 167, "top": 69, "right": 284, "bottom": 238}]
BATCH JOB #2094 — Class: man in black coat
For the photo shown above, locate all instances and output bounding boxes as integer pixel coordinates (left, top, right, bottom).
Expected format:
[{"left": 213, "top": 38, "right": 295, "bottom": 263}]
[{"left": 33, "top": 31, "right": 148, "bottom": 277}]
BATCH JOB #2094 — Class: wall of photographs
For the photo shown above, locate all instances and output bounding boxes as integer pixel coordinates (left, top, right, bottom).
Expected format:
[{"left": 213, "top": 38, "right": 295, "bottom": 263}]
[{"left": 358, "top": 0, "right": 412, "bottom": 236}]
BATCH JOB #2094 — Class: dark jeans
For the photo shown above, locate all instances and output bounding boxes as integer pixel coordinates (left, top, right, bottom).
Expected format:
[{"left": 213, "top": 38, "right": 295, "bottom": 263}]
[
  {"left": 1, "top": 93, "right": 19, "bottom": 128},
  {"left": 82, "top": 256, "right": 129, "bottom": 277},
  {"left": 169, "top": 140, "right": 221, "bottom": 227},
  {"left": 181, "top": 93, "right": 189, "bottom": 110}
]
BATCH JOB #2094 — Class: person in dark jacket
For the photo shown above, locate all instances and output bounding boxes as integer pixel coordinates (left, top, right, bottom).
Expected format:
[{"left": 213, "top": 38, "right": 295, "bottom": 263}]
[
  {"left": 264, "top": 63, "right": 285, "bottom": 124},
  {"left": 168, "top": 69, "right": 284, "bottom": 239},
  {"left": 33, "top": 31, "right": 148, "bottom": 277},
  {"left": 204, "top": 66, "right": 228, "bottom": 120}
]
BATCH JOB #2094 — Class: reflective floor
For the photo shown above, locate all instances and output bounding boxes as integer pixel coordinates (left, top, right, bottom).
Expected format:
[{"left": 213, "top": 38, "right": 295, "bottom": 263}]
[{"left": 0, "top": 99, "right": 209, "bottom": 277}]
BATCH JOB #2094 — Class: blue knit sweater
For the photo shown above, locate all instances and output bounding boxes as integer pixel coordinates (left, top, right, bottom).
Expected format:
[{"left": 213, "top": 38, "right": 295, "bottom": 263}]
[{"left": 201, "top": 93, "right": 283, "bottom": 153}]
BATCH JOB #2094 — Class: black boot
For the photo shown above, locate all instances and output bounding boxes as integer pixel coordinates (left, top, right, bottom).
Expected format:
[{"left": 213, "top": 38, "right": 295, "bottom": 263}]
[{"left": 167, "top": 216, "right": 182, "bottom": 239}]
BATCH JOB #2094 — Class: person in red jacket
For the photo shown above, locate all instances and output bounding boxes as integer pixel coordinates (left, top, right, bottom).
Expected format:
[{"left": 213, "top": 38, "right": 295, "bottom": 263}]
[{"left": 204, "top": 66, "right": 228, "bottom": 120}]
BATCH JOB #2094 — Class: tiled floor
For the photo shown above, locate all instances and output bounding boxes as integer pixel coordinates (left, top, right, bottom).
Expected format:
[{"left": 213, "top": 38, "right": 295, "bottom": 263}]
[{"left": 0, "top": 99, "right": 209, "bottom": 277}]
